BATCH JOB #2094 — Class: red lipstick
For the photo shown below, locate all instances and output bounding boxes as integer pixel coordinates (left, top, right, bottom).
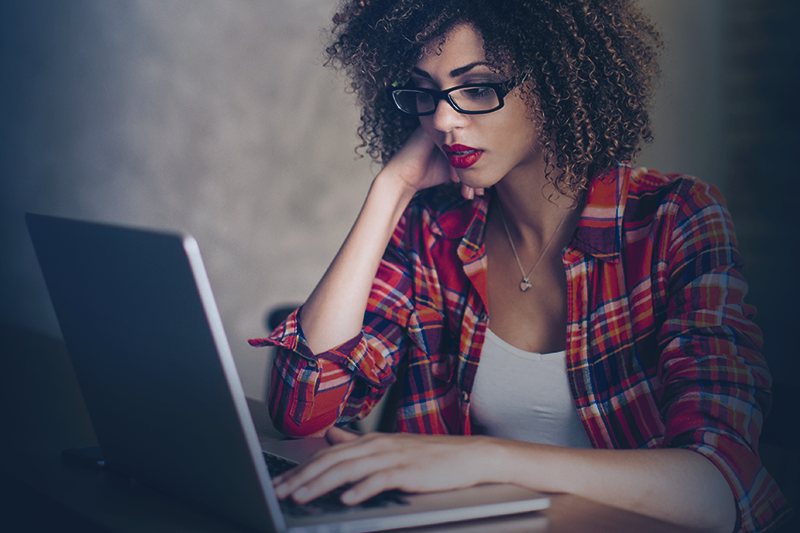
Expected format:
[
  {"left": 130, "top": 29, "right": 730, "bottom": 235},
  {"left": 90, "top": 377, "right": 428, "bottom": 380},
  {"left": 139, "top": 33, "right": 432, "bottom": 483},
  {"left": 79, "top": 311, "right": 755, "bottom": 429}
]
[{"left": 443, "top": 144, "right": 483, "bottom": 169}]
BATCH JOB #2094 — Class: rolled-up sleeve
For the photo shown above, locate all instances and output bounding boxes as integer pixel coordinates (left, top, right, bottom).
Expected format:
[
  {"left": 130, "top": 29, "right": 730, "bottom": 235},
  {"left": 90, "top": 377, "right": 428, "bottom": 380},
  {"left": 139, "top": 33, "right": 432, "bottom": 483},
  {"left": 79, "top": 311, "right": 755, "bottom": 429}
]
[
  {"left": 248, "top": 213, "right": 419, "bottom": 437},
  {"left": 656, "top": 180, "right": 789, "bottom": 532}
]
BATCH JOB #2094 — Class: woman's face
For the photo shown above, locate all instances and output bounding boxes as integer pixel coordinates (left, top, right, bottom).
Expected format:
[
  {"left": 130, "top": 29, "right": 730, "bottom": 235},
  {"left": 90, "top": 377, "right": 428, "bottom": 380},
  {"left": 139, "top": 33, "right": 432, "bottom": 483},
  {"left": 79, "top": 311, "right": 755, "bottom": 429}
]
[{"left": 413, "top": 24, "right": 542, "bottom": 190}]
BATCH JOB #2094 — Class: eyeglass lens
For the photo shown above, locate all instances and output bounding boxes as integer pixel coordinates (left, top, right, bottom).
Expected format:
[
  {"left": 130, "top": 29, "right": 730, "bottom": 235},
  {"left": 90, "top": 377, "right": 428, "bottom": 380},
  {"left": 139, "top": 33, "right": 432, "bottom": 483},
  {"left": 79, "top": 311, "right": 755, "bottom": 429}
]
[{"left": 394, "top": 87, "right": 501, "bottom": 115}]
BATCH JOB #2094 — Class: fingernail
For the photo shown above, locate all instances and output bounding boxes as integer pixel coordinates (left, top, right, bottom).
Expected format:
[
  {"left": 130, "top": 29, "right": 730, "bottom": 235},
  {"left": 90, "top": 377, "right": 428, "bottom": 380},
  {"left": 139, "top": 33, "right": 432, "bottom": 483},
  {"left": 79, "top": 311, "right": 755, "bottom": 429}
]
[
  {"left": 294, "top": 487, "right": 308, "bottom": 501},
  {"left": 341, "top": 490, "right": 356, "bottom": 504}
]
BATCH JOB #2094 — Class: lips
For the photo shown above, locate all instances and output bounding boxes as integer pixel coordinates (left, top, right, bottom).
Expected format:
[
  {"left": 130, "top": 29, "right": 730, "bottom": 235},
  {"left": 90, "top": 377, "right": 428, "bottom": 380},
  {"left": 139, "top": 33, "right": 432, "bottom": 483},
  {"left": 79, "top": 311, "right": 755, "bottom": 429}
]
[{"left": 443, "top": 144, "right": 483, "bottom": 169}]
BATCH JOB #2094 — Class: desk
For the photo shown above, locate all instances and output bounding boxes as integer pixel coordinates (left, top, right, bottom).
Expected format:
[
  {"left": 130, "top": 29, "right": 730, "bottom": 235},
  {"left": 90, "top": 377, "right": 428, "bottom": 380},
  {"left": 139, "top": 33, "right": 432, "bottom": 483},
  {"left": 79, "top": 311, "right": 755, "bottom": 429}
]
[{"left": 0, "top": 323, "right": 699, "bottom": 532}]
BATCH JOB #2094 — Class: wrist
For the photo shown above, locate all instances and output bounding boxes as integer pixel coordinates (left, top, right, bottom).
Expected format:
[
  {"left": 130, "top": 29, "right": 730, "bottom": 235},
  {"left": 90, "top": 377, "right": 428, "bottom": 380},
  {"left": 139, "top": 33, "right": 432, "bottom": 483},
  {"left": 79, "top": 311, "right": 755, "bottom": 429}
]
[
  {"left": 476, "top": 437, "right": 575, "bottom": 492},
  {"left": 372, "top": 166, "right": 421, "bottom": 206},
  {"left": 470, "top": 436, "right": 527, "bottom": 486}
]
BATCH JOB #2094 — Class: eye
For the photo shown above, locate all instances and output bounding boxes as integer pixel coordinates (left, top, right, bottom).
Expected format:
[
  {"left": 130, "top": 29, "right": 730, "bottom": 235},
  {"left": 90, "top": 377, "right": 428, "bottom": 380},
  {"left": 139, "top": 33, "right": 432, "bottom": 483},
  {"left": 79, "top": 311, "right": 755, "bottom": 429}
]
[{"left": 460, "top": 86, "right": 496, "bottom": 101}]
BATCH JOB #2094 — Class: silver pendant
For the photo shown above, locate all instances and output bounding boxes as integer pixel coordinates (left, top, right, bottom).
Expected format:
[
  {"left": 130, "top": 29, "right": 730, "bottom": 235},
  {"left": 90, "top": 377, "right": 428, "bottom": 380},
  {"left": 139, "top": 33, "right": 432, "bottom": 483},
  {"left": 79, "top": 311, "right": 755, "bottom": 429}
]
[{"left": 519, "top": 279, "right": 532, "bottom": 292}]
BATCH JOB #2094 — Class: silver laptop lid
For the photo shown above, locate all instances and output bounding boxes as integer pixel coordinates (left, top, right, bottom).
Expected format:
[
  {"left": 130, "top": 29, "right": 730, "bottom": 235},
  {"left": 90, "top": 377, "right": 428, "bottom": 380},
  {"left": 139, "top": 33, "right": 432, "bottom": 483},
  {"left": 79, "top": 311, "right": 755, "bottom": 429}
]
[
  {"left": 27, "top": 213, "right": 550, "bottom": 533},
  {"left": 27, "top": 213, "right": 285, "bottom": 532}
]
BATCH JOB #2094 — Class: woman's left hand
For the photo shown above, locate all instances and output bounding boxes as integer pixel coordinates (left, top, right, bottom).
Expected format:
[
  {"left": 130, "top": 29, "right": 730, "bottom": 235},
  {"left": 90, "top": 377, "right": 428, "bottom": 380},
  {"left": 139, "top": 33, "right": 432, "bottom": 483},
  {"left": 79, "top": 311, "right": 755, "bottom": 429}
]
[{"left": 273, "top": 427, "right": 496, "bottom": 505}]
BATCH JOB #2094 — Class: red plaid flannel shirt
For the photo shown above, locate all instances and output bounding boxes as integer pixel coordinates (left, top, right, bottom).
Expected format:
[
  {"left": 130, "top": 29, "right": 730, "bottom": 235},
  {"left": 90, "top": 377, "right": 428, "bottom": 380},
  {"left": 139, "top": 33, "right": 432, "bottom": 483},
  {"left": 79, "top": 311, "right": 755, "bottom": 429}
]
[{"left": 250, "top": 164, "right": 790, "bottom": 532}]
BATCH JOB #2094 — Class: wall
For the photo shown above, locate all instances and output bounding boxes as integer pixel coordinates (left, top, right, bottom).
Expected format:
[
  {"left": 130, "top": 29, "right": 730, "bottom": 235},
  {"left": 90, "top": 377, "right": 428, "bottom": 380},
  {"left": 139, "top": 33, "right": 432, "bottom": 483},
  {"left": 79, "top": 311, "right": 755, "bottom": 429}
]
[
  {"left": 4, "top": 0, "right": 790, "bottom": 403},
  {"left": 1, "top": 0, "right": 374, "bottom": 400},
  {"left": 636, "top": 0, "right": 724, "bottom": 186},
  {"left": 719, "top": 0, "right": 800, "bottom": 383}
]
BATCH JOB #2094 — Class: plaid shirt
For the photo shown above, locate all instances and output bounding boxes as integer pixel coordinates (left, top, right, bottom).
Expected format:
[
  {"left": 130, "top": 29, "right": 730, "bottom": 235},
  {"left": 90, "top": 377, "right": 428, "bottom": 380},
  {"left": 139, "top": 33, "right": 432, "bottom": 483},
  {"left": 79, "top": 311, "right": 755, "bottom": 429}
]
[{"left": 250, "top": 164, "right": 790, "bottom": 532}]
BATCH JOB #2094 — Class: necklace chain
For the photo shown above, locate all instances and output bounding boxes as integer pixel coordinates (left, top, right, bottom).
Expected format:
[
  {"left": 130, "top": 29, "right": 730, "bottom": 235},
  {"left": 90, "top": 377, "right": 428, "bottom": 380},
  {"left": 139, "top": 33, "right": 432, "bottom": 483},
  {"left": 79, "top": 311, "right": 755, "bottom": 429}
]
[{"left": 496, "top": 201, "right": 568, "bottom": 292}]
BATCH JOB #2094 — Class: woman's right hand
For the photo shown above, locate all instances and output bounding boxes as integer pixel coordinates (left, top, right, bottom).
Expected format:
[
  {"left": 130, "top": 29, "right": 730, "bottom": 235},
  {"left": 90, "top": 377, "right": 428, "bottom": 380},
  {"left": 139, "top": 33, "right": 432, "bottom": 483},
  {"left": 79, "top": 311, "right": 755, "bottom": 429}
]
[
  {"left": 382, "top": 127, "right": 483, "bottom": 200},
  {"left": 300, "top": 127, "right": 481, "bottom": 356}
]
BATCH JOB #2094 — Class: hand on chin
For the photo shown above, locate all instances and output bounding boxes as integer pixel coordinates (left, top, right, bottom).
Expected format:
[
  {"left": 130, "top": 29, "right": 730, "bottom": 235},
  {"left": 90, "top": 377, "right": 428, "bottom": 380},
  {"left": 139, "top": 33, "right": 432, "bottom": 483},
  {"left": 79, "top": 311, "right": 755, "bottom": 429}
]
[{"left": 450, "top": 167, "right": 485, "bottom": 200}]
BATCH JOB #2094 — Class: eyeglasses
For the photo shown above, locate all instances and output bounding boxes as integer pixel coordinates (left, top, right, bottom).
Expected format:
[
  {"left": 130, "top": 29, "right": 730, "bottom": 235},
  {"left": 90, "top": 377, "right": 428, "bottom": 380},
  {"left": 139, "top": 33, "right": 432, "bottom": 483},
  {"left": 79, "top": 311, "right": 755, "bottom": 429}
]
[{"left": 387, "top": 77, "right": 519, "bottom": 116}]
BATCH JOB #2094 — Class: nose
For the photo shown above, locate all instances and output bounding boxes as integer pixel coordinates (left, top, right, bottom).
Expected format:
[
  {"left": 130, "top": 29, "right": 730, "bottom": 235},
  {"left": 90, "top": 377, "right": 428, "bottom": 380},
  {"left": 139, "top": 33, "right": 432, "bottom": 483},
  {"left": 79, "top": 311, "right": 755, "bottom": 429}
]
[{"left": 430, "top": 98, "right": 469, "bottom": 132}]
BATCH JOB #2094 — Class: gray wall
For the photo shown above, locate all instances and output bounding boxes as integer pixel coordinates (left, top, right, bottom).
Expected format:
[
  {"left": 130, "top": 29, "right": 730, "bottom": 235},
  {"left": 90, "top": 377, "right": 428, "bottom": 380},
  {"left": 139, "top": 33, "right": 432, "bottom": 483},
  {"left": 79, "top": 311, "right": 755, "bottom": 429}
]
[
  {"left": 2, "top": 0, "right": 375, "bottom": 399},
  {"left": 3, "top": 0, "right": 771, "bottom": 401},
  {"left": 637, "top": 0, "right": 725, "bottom": 186}
]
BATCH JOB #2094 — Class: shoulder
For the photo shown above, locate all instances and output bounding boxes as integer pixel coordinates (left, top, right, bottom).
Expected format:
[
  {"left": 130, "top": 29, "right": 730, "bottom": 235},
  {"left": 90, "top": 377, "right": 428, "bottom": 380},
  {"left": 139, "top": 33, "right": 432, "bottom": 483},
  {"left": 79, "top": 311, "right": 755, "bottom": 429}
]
[
  {"left": 624, "top": 166, "right": 728, "bottom": 217},
  {"left": 619, "top": 166, "right": 731, "bottom": 235},
  {"left": 618, "top": 166, "right": 742, "bottom": 279},
  {"left": 575, "top": 164, "right": 730, "bottom": 259}
]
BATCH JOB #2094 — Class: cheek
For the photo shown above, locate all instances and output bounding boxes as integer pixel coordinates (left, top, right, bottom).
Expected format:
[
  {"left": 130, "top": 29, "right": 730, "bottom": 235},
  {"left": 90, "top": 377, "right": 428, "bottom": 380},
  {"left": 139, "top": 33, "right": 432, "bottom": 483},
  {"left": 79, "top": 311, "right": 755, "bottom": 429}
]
[
  {"left": 508, "top": 115, "right": 541, "bottom": 153},
  {"left": 504, "top": 97, "right": 539, "bottom": 138},
  {"left": 485, "top": 118, "right": 527, "bottom": 152}
]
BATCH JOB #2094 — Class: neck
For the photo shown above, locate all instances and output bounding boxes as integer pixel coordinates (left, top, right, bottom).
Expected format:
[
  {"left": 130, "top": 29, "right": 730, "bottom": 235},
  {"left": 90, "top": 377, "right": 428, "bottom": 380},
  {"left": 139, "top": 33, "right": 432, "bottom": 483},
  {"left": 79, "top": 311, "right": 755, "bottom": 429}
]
[{"left": 492, "top": 175, "right": 578, "bottom": 247}]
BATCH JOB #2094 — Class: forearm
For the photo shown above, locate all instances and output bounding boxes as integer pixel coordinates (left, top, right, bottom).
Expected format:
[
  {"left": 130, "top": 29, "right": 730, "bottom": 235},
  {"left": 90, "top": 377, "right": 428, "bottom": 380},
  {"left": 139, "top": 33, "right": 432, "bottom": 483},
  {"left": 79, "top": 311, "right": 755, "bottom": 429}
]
[
  {"left": 487, "top": 440, "right": 736, "bottom": 533},
  {"left": 276, "top": 429, "right": 733, "bottom": 533},
  {"left": 301, "top": 171, "right": 417, "bottom": 355}
]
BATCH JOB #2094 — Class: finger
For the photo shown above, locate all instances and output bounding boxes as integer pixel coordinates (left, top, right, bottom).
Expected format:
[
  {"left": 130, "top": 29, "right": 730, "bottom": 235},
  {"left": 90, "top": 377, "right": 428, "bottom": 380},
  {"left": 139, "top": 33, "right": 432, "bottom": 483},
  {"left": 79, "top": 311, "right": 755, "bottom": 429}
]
[
  {"left": 449, "top": 166, "right": 460, "bottom": 183},
  {"left": 279, "top": 433, "right": 407, "bottom": 502},
  {"left": 474, "top": 187, "right": 485, "bottom": 196},
  {"left": 274, "top": 434, "right": 381, "bottom": 498},
  {"left": 461, "top": 184, "right": 475, "bottom": 200},
  {"left": 273, "top": 449, "right": 343, "bottom": 498},
  {"left": 326, "top": 426, "right": 361, "bottom": 445},
  {"left": 291, "top": 450, "right": 403, "bottom": 504},
  {"left": 340, "top": 469, "right": 403, "bottom": 505},
  {"left": 274, "top": 451, "right": 345, "bottom": 498}
]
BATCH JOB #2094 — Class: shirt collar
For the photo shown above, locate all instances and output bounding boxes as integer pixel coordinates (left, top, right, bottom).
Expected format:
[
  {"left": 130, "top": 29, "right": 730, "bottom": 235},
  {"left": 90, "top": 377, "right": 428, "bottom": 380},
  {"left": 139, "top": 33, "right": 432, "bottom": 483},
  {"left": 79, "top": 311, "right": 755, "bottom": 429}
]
[
  {"left": 570, "top": 164, "right": 630, "bottom": 262},
  {"left": 425, "top": 184, "right": 489, "bottom": 243},
  {"left": 428, "top": 163, "right": 630, "bottom": 263}
]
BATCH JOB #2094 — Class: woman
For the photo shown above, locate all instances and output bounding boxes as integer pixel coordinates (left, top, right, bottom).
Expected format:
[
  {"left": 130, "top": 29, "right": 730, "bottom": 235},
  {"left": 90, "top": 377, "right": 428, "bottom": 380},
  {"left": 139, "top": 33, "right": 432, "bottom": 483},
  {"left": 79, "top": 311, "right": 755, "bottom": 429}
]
[{"left": 250, "top": 1, "right": 790, "bottom": 531}]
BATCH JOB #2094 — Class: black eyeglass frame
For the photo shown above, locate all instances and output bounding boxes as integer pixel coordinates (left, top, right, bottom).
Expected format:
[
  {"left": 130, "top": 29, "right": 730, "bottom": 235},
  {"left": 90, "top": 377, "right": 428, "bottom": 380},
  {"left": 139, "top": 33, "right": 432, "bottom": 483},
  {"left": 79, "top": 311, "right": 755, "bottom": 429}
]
[{"left": 387, "top": 76, "right": 520, "bottom": 116}]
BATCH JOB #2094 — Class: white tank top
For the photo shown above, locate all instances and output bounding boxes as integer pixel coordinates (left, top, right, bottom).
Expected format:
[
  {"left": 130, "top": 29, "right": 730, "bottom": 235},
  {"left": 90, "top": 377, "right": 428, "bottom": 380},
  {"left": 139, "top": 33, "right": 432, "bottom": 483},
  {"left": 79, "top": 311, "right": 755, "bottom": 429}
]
[{"left": 469, "top": 328, "right": 592, "bottom": 448}]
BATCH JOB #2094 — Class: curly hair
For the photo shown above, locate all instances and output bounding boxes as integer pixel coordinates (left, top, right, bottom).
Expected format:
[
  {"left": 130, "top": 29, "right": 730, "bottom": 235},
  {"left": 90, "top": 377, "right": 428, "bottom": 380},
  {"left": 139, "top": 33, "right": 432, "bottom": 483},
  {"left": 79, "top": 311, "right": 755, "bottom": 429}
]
[{"left": 325, "top": 0, "right": 662, "bottom": 197}]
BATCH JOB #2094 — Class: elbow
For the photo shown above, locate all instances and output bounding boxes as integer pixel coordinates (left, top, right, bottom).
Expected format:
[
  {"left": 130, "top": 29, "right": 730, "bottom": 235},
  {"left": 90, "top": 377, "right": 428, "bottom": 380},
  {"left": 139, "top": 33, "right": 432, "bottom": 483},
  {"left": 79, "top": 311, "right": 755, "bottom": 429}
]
[
  {"left": 663, "top": 450, "right": 738, "bottom": 533},
  {"left": 691, "top": 473, "right": 738, "bottom": 533},
  {"left": 708, "top": 503, "right": 738, "bottom": 533},
  {"left": 694, "top": 513, "right": 736, "bottom": 533}
]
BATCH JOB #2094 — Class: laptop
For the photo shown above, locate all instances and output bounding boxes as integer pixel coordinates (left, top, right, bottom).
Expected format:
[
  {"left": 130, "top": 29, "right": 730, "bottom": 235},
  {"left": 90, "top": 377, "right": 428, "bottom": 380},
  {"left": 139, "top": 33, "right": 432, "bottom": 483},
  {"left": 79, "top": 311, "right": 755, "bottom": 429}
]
[{"left": 26, "top": 213, "right": 550, "bottom": 533}]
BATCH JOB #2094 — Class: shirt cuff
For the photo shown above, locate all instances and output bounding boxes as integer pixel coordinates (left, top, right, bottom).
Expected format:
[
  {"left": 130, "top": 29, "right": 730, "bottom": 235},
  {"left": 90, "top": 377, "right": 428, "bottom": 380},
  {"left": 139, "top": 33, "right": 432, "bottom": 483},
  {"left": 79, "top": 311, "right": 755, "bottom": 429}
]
[{"left": 249, "top": 306, "right": 395, "bottom": 388}]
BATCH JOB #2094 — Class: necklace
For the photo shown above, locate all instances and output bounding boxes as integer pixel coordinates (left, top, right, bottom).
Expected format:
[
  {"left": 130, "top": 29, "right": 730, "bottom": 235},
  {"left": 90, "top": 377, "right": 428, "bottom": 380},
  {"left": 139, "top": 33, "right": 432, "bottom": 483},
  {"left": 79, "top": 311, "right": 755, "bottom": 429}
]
[{"left": 496, "top": 201, "right": 569, "bottom": 292}]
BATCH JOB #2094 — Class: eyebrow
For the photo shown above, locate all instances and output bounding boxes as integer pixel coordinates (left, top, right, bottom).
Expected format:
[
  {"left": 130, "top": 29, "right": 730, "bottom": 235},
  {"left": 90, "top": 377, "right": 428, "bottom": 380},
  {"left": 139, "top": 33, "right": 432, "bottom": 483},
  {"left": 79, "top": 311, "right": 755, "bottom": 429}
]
[{"left": 411, "top": 61, "right": 494, "bottom": 80}]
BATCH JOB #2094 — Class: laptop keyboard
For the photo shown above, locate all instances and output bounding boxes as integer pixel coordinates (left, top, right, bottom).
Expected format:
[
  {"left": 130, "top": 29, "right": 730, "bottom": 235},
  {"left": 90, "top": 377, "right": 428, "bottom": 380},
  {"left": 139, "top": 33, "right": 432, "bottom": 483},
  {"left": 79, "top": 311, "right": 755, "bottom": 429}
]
[
  {"left": 264, "top": 451, "right": 300, "bottom": 477},
  {"left": 263, "top": 452, "right": 408, "bottom": 517}
]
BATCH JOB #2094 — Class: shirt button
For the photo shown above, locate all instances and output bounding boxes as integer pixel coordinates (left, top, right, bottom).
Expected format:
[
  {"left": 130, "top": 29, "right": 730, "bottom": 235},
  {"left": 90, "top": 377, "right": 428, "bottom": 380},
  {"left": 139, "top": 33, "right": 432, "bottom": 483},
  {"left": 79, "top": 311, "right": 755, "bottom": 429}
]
[
  {"left": 460, "top": 391, "right": 470, "bottom": 402},
  {"left": 306, "top": 359, "right": 317, "bottom": 368}
]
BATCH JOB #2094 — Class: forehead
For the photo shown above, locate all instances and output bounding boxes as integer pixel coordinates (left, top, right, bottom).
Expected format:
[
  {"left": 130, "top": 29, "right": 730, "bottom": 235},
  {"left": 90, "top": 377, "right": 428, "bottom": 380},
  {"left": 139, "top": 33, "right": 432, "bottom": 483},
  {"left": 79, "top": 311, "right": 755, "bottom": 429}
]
[{"left": 415, "top": 23, "right": 492, "bottom": 74}]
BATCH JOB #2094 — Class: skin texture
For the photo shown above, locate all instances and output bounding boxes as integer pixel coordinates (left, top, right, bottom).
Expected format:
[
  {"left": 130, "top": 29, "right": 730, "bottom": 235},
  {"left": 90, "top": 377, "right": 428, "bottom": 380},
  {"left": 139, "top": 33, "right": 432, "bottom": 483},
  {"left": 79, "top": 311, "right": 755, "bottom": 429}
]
[
  {"left": 281, "top": 24, "right": 737, "bottom": 533},
  {"left": 412, "top": 31, "right": 542, "bottom": 191}
]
